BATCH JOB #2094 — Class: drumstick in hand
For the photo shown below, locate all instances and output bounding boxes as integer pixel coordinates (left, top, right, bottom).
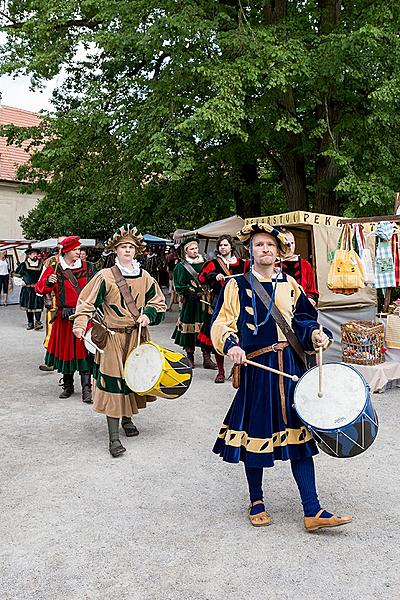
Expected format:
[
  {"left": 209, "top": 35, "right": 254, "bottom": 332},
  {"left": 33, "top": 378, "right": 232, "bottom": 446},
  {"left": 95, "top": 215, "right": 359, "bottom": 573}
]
[
  {"left": 244, "top": 359, "right": 299, "bottom": 382},
  {"left": 318, "top": 325, "right": 323, "bottom": 398}
]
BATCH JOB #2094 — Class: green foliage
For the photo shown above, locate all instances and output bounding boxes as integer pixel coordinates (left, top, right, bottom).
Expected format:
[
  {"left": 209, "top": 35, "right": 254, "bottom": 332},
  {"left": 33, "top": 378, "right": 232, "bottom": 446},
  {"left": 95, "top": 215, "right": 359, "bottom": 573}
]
[{"left": 1, "top": 1, "right": 400, "bottom": 238}]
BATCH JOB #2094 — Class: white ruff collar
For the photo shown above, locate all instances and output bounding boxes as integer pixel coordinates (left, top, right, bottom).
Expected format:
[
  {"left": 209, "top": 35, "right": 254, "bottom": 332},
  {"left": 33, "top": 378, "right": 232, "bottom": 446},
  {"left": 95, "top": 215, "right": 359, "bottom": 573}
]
[
  {"left": 60, "top": 256, "right": 82, "bottom": 270},
  {"left": 185, "top": 254, "right": 203, "bottom": 264},
  {"left": 115, "top": 257, "right": 141, "bottom": 276}
]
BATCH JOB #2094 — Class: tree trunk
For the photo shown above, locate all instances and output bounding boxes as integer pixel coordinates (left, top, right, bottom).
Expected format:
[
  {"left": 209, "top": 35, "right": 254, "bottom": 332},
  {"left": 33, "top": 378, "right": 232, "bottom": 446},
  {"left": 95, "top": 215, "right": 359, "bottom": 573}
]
[
  {"left": 234, "top": 162, "right": 261, "bottom": 217},
  {"left": 281, "top": 134, "right": 308, "bottom": 211},
  {"left": 314, "top": 0, "right": 342, "bottom": 215},
  {"left": 263, "top": 1, "right": 308, "bottom": 212}
]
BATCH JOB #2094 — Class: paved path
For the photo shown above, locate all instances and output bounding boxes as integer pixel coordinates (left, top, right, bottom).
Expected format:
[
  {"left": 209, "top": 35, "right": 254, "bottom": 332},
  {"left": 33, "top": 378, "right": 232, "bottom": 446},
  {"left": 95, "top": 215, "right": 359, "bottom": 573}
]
[{"left": 0, "top": 304, "right": 399, "bottom": 600}]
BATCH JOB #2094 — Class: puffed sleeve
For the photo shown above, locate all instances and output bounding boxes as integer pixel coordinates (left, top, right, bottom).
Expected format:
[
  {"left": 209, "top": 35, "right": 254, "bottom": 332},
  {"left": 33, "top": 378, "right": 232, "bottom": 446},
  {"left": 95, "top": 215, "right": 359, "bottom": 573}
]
[
  {"left": 210, "top": 279, "right": 241, "bottom": 355},
  {"left": 173, "top": 262, "right": 202, "bottom": 297},
  {"left": 199, "top": 260, "right": 218, "bottom": 285},
  {"left": 72, "top": 271, "right": 107, "bottom": 331},
  {"left": 35, "top": 265, "right": 56, "bottom": 295},
  {"left": 143, "top": 273, "right": 167, "bottom": 325}
]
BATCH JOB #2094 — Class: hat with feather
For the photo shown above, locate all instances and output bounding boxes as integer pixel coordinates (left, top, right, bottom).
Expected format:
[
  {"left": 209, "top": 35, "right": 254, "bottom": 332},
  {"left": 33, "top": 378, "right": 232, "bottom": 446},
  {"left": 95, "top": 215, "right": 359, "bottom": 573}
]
[{"left": 105, "top": 224, "right": 146, "bottom": 254}]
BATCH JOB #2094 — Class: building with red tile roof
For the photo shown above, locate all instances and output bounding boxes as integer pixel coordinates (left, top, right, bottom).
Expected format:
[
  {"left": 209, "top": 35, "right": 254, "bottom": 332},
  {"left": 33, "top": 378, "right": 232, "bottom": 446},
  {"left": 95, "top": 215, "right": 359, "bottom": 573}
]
[{"left": 0, "top": 105, "right": 44, "bottom": 239}]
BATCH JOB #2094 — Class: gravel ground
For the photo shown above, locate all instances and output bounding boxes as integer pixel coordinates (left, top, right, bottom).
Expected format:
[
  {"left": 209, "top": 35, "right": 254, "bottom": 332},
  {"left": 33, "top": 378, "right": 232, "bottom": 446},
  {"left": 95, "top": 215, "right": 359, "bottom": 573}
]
[{"left": 0, "top": 304, "right": 399, "bottom": 600}]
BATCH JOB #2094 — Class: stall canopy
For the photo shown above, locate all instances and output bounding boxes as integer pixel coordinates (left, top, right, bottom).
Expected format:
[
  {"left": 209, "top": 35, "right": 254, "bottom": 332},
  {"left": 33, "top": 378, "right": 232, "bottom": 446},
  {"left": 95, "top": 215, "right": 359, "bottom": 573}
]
[
  {"left": 0, "top": 239, "right": 35, "bottom": 250},
  {"left": 174, "top": 215, "right": 245, "bottom": 241},
  {"left": 31, "top": 238, "right": 97, "bottom": 249},
  {"left": 245, "top": 211, "right": 377, "bottom": 311},
  {"left": 143, "top": 233, "right": 172, "bottom": 245}
]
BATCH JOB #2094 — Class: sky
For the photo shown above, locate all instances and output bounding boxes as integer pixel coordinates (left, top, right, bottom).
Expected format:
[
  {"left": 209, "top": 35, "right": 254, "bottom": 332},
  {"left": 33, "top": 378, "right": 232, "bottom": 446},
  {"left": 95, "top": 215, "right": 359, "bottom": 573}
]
[{"left": 0, "top": 73, "right": 56, "bottom": 113}]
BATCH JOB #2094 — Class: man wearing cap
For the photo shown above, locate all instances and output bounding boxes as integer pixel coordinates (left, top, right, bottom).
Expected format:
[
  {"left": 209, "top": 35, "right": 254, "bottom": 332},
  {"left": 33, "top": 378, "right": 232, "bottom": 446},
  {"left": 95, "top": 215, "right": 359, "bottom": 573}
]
[
  {"left": 211, "top": 223, "right": 352, "bottom": 532},
  {"left": 72, "top": 224, "right": 167, "bottom": 457},
  {"left": 35, "top": 236, "right": 96, "bottom": 401},
  {"left": 172, "top": 237, "right": 215, "bottom": 369},
  {"left": 14, "top": 249, "right": 44, "bottom": 330}
]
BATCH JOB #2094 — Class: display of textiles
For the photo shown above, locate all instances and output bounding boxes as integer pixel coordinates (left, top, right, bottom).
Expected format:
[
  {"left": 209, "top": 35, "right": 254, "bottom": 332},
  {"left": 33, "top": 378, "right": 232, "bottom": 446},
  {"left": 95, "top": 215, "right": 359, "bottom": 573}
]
[{"left": 374, "top": 221, "right": 396, "bottom": 289}]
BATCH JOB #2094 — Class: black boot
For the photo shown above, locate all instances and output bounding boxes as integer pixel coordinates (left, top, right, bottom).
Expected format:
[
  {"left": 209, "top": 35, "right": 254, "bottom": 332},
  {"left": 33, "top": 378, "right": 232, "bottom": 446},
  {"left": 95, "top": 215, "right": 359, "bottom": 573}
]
[
  {"left": 107, "top": 416, "right": 126, "bottom": 457},
  {"left": 80, "top": 372, "right": 92, "bottom": 404},
  {"left": 121, "top": 416, "right": 139, "bottom": 437},
  {"left": 202, "top": 349, "right": 217, "bottom": 370},
  {"left": 184, "top": 347, "right": 195, "bottom": 369},
  {"left": 59, "top": 374, "right": 74, "bottom": 398}
]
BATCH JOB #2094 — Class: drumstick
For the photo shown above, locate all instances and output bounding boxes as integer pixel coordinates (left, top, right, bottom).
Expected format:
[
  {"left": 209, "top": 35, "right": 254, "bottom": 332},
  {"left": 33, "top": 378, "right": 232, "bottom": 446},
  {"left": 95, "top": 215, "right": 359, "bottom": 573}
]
[
  {"left": 135, "top": 307, "right": 144, "bottom": 353},
  {"left": 222, "top": 273, "right": 242, "bottom": 280},
  {"left": 244, "top": 358, "right": 299, "bottom": 382},
  {"left": 82, "top": 333, "right": 104, "bottom": 354},
  {"left": 200, "top": 299, "right": 211, "bottom": 306},
  {"left": 318, "top": 325, "right": 323, "bottom": 398}
]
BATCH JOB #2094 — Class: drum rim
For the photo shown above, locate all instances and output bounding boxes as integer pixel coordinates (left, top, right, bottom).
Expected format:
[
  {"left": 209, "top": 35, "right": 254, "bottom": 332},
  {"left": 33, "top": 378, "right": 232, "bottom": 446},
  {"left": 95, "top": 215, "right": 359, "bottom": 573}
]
[
  {"left": 123, "top": 341, "right": 165, "bottom": 394},
  {"left": 293, "top": 362, "right": 371, "bottom": 432}
]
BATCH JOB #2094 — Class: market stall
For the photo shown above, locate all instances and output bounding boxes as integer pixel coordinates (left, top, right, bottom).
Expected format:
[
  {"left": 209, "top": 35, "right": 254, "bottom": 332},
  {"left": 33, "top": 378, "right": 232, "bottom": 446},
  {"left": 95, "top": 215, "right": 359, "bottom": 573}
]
[{"left": 245, "top": 211, "right": 400, "bottom": 392}]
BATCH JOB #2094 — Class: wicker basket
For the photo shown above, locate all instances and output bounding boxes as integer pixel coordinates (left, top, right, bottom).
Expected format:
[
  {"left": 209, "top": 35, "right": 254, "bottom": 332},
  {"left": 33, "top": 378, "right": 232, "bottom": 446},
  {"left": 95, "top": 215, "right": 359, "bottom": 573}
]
[{"left": 341, "top": 320, "right": 385, "bottom": 365}]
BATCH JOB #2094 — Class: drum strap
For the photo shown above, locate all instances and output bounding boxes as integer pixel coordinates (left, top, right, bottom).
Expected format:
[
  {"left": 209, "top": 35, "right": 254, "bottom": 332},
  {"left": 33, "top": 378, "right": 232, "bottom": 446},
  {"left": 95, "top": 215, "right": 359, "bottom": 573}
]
[
  {"left": 181, "top": 260, "right": 200, "bottom": 281},
  {"left": 215, "top": 257, "right": 232, "bottom": 277},
  {"left": 111, "top": 265, "right": 140, "bottom": 320},
  {"left": 244, "top": 272, "right": 307, "bottom": 368}
]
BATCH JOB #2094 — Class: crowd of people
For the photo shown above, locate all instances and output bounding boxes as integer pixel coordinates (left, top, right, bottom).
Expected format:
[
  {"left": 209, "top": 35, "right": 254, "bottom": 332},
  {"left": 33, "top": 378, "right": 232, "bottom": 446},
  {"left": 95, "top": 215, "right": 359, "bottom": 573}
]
[{"left": 0, "top": 223, "right": 353, "bottom": 532}]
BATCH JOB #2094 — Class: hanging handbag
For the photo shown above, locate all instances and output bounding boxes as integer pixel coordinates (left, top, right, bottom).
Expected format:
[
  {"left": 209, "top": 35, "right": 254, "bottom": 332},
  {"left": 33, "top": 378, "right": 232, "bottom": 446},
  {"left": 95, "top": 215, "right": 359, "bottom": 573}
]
[{"left": 327, "top": 225, "right": 365, "bottom": 293}]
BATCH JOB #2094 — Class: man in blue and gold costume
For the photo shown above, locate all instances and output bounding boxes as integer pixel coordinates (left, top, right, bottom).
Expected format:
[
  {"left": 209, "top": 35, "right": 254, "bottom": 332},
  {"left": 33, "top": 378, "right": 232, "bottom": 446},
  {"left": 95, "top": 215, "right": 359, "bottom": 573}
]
[{"left": 211, "top": 222, "right": 352, "bottom": 531}]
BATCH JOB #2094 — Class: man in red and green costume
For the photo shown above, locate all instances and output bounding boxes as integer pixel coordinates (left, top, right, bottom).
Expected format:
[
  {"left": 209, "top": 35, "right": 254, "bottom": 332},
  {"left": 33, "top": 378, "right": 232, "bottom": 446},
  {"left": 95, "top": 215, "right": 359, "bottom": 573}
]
[{"left": 35, "top": 236, "right": 96, "bottom": 401}]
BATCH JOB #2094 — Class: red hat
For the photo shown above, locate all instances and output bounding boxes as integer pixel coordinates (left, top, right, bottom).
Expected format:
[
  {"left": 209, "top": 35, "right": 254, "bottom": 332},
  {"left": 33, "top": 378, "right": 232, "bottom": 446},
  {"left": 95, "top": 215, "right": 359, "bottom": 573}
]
[{"left": 60, "top": 236, "right": 81, "bottom": 254}]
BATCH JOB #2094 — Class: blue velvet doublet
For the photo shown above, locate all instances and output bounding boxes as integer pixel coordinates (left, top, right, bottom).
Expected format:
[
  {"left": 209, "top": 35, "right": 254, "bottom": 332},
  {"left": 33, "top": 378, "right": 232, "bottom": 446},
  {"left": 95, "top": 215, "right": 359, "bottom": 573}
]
[{"left": 211, "top": 272, "right": 329, "bottom": 468}]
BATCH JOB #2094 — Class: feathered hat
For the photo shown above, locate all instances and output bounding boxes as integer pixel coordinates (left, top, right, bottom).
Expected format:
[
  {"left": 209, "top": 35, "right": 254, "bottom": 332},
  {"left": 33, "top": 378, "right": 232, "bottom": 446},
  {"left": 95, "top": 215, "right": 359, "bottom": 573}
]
[
  {"left": 237, "top": 222, "right": 290, "bottom": 258},
  {"left": 105, "top": 224, "right": 146, "bottom": 254}
]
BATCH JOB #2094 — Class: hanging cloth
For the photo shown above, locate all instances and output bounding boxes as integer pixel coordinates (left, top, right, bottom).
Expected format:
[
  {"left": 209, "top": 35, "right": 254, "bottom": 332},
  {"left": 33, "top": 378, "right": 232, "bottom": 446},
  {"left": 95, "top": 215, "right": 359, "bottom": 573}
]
[
  {"left": 354, "top": 224, "right": 375, "bottom": 286},
  {"left": 375, "top": 221, "right": 396, "bottom": 289},
  {"left": 391, "top": 232, "right": 400, "bottom": 287}
]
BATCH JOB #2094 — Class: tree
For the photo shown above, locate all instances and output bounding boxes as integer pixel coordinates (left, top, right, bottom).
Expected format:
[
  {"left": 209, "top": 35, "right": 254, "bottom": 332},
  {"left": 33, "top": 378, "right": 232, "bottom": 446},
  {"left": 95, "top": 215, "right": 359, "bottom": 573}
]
[{"left": 1, "top": 1, "right": 400, "bottom": 239}]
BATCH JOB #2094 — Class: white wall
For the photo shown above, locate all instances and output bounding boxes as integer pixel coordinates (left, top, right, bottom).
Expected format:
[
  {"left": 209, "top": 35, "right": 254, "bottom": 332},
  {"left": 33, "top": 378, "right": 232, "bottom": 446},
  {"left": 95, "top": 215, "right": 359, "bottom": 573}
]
[{"left": 0, "top": 181, "right": 44, "bottom": 239}]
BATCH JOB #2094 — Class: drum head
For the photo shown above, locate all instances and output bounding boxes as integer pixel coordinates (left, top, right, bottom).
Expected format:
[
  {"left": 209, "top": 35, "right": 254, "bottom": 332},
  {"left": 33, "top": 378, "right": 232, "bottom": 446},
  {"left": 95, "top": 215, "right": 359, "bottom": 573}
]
[
  {"left": 124, "top": 343, "right": 163, "bottom": 393},
  {"left": 294, "top": 363, "right": 367, "bottom": 430},
  {"left": 84, "top": 330, "right": 96, "bottom": 355}
]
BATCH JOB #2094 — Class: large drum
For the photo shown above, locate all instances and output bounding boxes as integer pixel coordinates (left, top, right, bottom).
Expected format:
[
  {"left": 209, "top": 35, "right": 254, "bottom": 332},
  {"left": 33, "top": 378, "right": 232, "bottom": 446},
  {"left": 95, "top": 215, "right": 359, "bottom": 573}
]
[
  {"left": 124, "top": 341, "right": 193, "bottom": 399},
  {"left": 293, "top": 363, "right": 378, "bottom": 458}
]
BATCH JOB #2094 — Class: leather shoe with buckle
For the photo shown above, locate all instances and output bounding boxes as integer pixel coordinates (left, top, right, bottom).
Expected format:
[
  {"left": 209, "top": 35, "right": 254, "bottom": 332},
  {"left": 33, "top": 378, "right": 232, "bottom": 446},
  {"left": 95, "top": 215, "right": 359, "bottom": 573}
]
[{"left": 304, "top": 509, "right": 352, "bottom": 532}]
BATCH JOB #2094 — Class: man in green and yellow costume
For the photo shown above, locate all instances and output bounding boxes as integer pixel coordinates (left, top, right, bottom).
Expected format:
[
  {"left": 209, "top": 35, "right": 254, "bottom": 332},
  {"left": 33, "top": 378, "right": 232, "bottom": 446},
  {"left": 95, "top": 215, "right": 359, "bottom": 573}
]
[
  {"left": 73, "top": 224, "right": 167, "bottom": 457},
  {"left": 171, "top": 237, "right": 216, "bottom": 369}
]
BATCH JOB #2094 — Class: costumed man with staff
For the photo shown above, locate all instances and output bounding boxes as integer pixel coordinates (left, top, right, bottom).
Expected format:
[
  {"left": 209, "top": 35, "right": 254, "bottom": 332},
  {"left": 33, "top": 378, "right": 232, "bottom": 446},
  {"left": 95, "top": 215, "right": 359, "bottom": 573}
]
[
  {"left": 15, "top": 248, "right": 44, "bottom": 330},
  {"left": 172, "top": 237, "right": 215, "bottom": 369},
  {"left": 37, "top": 236, "right": 66, "bottom": 372},
  {"left": 211, "top": 222, "right": 352, "bottom": 531},
  {"left": 72, "top": 224, "right": 167, "bottom": 458},
  {"left": 198, "top": 234, "right": 246, "bottom": 383},
  {"left": 35, "top": 236, "right": 96, "bottom": 401}
]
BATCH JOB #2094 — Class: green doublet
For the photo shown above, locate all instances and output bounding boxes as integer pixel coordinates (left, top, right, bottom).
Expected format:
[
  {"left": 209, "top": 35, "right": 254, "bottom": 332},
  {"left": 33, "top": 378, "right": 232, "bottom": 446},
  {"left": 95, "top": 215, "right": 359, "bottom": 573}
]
[{"left": 172, "top": 261, "right": 206, "bottom": 348}]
